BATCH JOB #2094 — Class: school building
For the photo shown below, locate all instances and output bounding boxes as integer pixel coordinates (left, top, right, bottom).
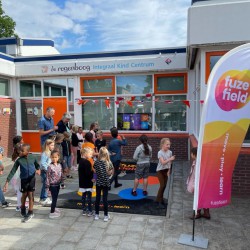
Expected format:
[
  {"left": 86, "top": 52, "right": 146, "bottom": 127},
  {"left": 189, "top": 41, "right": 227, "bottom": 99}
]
[{"left": 0, "top": 0, "right": 249, "bottom": 195}]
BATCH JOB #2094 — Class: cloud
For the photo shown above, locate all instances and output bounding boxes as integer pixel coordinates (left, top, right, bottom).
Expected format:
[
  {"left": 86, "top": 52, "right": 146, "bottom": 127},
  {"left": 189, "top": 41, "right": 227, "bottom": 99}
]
[{"left": 2, "top": 0, "right": 190, "bottom": 53}]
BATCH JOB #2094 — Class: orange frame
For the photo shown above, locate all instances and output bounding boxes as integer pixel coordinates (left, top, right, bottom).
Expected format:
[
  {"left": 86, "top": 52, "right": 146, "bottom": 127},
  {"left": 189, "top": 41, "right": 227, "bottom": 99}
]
[
  {"left": 154, "top": 73, "right": 187, "bottom": 94},
  {"left": 205, "top": 51, "right": 228, "bottom": 83},
  {"left": 80, "top": 76, "right": 115, "bottom": 96}
]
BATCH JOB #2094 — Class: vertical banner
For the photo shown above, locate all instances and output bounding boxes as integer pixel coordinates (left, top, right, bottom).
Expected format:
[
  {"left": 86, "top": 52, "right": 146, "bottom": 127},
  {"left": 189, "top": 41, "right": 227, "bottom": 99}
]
[{"left": 194, "top": 44, "right": 250, "bottom": 210}]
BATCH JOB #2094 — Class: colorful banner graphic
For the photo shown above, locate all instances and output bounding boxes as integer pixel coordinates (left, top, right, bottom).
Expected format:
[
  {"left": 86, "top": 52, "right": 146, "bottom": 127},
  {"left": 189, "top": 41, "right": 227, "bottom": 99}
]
[{"left": 194, "top": 44, "right": 250, "bottom": 210}]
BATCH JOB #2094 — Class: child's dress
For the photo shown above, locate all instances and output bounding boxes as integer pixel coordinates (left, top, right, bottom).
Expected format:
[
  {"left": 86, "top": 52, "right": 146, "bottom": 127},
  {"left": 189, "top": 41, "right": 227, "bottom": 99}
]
[{"left": 187, "top": 160, "right": 196, "bottom": 193}]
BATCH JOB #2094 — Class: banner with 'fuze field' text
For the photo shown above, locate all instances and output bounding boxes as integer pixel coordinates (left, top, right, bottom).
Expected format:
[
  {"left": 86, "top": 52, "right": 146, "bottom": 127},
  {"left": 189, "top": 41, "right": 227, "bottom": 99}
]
[{"left": 194, "top": 44, "right": 250, "bottom": 210}]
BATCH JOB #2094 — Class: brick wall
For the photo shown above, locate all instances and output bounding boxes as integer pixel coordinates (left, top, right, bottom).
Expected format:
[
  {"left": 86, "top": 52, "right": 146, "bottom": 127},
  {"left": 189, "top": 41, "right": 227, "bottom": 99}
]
[
  {"left": 0, "top": 98, "right": 16, "bottom": 157},
  {"left": 232, "top": 151, "right": 250, "bottom": 196},
  {"left": 104, "top": 133, "right": 189, "bottom": 161}
]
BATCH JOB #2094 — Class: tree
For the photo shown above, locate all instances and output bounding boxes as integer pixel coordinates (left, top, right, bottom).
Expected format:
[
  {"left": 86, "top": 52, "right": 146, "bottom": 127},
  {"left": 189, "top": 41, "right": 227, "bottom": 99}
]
[{"left": 0, "top": 0, "right": 16, "bottom": 38}]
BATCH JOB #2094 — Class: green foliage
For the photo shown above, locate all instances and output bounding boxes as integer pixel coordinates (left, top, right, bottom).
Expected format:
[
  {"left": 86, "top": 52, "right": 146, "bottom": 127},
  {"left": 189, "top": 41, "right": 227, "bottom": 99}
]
[{"left": 0, "top": 0, "right": 16, "bottom": 38}]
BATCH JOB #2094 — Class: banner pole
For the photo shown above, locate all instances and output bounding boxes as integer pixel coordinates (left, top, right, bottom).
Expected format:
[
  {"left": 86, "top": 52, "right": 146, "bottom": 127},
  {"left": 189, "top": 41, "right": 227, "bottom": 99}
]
[{"left": 192, "top": 210, "right": 195, "bottom": 241}]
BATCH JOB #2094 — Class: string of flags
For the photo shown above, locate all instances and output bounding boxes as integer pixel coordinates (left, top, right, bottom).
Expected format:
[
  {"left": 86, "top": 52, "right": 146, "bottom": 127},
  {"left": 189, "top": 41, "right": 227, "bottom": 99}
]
[{"left": 75, "top": 93, "right": 204, "bottom": 108}]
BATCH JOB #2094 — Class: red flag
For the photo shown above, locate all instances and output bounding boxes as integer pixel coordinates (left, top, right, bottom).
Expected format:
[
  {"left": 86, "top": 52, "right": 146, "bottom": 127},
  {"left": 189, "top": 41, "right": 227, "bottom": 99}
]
[
  {"left": 127, "top": 101, "right": 133, "bottom": 107},
  {"left": 165, "top": 100, "right": 173, "bottom": 104},
  {"left": 200, "top": 100, "right": 204, "bottom": 104},
  {"left": 130, "top": 96, "right": 136, "bottom": 101},
  {"left": 104, "top": 99, "right": 110, "bottom": 108},
  {"left": 182, "top": 100, "right": 190, "bottom": 108}
]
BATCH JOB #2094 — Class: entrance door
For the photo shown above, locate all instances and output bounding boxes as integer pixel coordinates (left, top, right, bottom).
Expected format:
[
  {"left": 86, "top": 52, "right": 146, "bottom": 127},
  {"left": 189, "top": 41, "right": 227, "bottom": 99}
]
[{"left": 22, "top": 97, "right": 67, "bottom": 153}]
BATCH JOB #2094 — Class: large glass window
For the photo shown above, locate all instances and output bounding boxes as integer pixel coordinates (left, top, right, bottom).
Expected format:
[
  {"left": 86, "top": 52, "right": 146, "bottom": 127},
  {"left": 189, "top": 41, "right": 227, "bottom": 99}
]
[
  {"left": 82, "top": 97, "right": 114, "bottom": 130},
  {"left": 20, "top": 80, "right": 41, "bottom": 97},
  {"left": 44, "top": 79, "right": 67, "bottom": 97},
  {"left": 117, "top": 96, "right": 152, "bottom": 131},
  {"left": 0, "top": 78, "right": 9, "bottom": 96},
  {"left": 154, "top": 73, "right": 187, "bottom": 94},
  {"left": 155, "top": 95, "right": 187, "bottom": 131},
  {"left": 21, "top": 99, "right": 42, "bottom": 130},
  {"left": 116, "top": 75, "right": 152, "bottom": 94},
  {"left": 80, "top": 76, "right": 115, "bottom": 96}
]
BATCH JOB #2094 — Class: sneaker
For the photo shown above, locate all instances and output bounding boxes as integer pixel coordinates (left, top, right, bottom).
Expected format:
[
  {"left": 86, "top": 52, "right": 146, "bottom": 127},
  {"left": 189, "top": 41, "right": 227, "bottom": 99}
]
[
  {"left": 82, "top": 210, "right": 87, "bottom": 216},
  {"left": 49, "top": 212, "right": 60, "bottom": 219},
  {"left": 22, "top": 212, "right": 34, "bottom": 222},
  {"left": 87, "top": 211, "right": 94, "bottom": 217},
  {"left": 61, "top": 184, "right": 66, "bottom": 189},
  {"left": 131, "top": 190, "right": 137, "bottom": 196},
  {"left": 104, "top": 214, "right": 110, "bottom": 222},
  {"left": 1, "top": 201, "right": 10, "bottom": 208},
  {"left": 94, "top": 214, "right": 99, "bottom": 220},
  {"left": 118, "top": 171, "right": 126, "bottom": 177},
  {"left": 55, "top": 208, "right": 61, "bottom": 213},
  {"left": 114, "top": 183, "right": 122, "bottom": 188},
  {"left": 21, "top": 207, "right": 26, "bottom": 217},
  {"left": 16, "top": 206, "right": 21, "bottom": 212},
  {"left": 45, "top": 198, "right": 52, "bottom": 205}
]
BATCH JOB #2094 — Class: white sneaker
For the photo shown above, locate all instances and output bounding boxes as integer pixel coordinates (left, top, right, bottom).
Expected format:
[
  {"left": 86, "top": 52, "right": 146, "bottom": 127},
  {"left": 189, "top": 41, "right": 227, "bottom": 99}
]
[
  {"left": 94, "top": 214, "right": 99, "bottom": 220},
  {"left": 45, "top": 198, "right": 52, "bottom": 205},
  {"left": 104, "top": 214, "right": 110, "bottom": 222},
  {"left": 49, "top": 212, "right": 60, "bottom": 219},
  {"left": 118, "top": 171, "right": 126, "bottom": 177},
  {"left": 55, "top": 208, "right": 61, "bottom": 213}
]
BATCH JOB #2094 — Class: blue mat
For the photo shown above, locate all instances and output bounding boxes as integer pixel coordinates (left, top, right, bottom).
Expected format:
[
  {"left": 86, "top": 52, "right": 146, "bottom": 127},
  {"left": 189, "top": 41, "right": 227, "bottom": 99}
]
[{"left": 118, "top": 188, "right": 147, "bottom": 200}]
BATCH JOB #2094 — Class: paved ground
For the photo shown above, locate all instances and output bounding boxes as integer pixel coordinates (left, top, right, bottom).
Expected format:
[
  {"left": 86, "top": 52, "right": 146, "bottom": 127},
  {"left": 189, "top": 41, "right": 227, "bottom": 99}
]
[{"left": 0, "top": 159, "right": 250, "bottom": 250}]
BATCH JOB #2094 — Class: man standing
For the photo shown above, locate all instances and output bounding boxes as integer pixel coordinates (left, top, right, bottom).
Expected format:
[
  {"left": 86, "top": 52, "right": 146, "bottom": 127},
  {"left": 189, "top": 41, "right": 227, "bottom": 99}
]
[
  {"left": 56, "top": 112, "right": 71, "bottom": 134},
  {"left": 38, "top": 107, "right": 58, "bottom": 147}
]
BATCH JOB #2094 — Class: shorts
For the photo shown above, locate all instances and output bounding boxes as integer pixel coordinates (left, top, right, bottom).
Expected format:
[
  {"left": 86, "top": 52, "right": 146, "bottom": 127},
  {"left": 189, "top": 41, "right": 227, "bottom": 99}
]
[
  {"left": 20, "top": 175, "right": 36, "bottom": 193},
  {"left": 135, "top": 162, "right": 150, "bottom": 179},
  {"left": 63, "top": 156, "right": 72, "bottom": 169}
]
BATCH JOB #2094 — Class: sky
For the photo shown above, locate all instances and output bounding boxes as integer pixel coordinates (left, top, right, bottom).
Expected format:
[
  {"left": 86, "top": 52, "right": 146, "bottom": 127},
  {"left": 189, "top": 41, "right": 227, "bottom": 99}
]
[{"left": 2, "top": 0, "right": 191, "bottom": 54}]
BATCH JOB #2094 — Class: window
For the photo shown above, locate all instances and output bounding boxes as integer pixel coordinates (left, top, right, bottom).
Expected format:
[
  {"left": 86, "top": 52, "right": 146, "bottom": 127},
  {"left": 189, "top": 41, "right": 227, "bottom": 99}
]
[
  {"left": 21, "top": 99, "right": 42, "bottom": 130},
  {"left": 80, "top": 76, "right": 115, "bottom": 96},
  {"left": 20, "top": 80, "right": 41, "bottom": 97},
  {"left": 205, "top": 51, "right": 227, "bottom": 83},
  {"left": 155, "top": 95, "right": 187, "bottom": 131},
  {"left": 154, "top": 73, "right": 187, "bottom": 94},
  {"left": 0, "top": 45, "right": 6, "bottom": 54},
  {"left": 117, "top": 96, "right": 152, "bottom": 131},
  {"left": 44, "top": 79, "right": 67, "bottom": 97},
  {"left": 0, "top": 78, "right": 9, "bottom": 96},
  {"left": 116, "top": 75, "right": 152, "bottom": 94},
  {"left": 82, "top": 97, "right": 114, "bottom": 130}
]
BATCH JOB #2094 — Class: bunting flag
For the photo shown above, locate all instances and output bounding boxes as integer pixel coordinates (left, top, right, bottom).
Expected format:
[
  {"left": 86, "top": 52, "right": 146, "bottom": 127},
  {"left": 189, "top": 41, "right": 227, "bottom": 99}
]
[
  {"left": 127, "top": 100, "right": 133, "bottom": 107},
  {"left": 115, "top": 101, "right": 120, "bottom": 108},
  {"left": 104, "top": 98, "right": 111, "bottom": 109},
  {"left": 130, "top": 96, "right": 136, "bottom": 101},
  {"left": 194, "top": 43, "right": 250, "bottom": 212},
  {"left": 182, "top": 100, "right": 190, "bottom": 108}
]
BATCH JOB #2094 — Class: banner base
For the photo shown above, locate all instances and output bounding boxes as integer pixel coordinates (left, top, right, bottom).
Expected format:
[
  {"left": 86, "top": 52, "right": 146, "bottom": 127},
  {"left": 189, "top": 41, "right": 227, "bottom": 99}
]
[{"left": 178, "top": 234, "right": 208, "bottom": 249}]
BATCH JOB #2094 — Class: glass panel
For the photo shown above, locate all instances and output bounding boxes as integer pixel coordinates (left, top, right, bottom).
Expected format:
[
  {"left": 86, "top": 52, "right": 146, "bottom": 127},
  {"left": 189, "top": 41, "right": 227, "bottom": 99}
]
[
  {"left": 20, "top": 80, "right": 41, "bottom": 97},
  {"left": 157, "top": 76, "right": 185, "bottom": 92},
  {"left": 117, "top": 96, "right": 152, "bottom": 131},
  {"left": 35, "top": 84, "right": 41, "bottom": 97},
  {"left": 44, "top": 85, "right": 49, "bottom": 96},
  {"left": 21, "top": 99, "right": 42, "bottom": 130},
  {"left": 0, "top": 46, "right": 6, "bottom": 54},
  {"left": 0, "top": 78, "right": 9, "bottom": 96},
  {"left": 210, "top": 55, "right": 222, "bottom": 73},
  {"left": 83, "top": 78, "right": 112, "bottom": 94},
  {"left": 244, "top": 125, "right": 250, "bottom": 143},
  {"left": 44, "top": 79, "right": 67, "bottom": 97},
  {"left": 155, "top": 95, "right": 187, "bottom": 131},
  {"left": 68, "top": 78, "right": 74, "bottom": 113},
  {"left": 82, "top": 97, "right": 114, "bottom": 130},
  {"left": 116, "top": 75, "right": 152, "bottom": 94}
]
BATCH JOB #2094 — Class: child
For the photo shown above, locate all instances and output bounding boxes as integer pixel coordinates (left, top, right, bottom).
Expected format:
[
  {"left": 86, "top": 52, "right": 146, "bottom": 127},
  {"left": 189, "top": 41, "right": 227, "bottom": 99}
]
[
  {"left": 132, "top": 135, "right": 152, "bottom": 196},
  {"left": 76, "top": 126, "right": 84, "bottom": 165},
  {"left": 39, "top": 139, "right": 54, "bottom": 206},
  {"left": 46, "top": 150, "right": 63, "bottom": 219},
  {"left": 187, "top": 147, "right": 211, "bottom": 220},
  {"left": 62, "top": 131, "right": 73, "bottom": 178},
  {"left": 94, "top": 147, "right": 113, "bottom": 222},
  {"left": 54, "top": 133, "right": 66, "bottom": 189},
  {"left": 156, "top": 138, "right": 175, "bottom": 209},
  {"left": 0, "top": 136, "right": 10, "bottom": 208},
  {"left": 72, "top": 125, "right": 83, "bottom": 170},
  {"left": 89, "top": 122, "right": 98, "bottom": 142},
  {"left": 108, "top": 128, "right": 127, "bottom": 188},
  {"left": 95, "top": 130, "right": 106, "bottom": 152},
  {"left": 82, "top": 132, "right": 98, "bottom": 166},
  {"left": 4, "top": 144, "right": 40, "bottom": 222},
  {"left": 78, "top": 147, "right": 94, "bottom": 216},
  {"left": 11, "top": 142, "right": 23, "bottom": 211}
]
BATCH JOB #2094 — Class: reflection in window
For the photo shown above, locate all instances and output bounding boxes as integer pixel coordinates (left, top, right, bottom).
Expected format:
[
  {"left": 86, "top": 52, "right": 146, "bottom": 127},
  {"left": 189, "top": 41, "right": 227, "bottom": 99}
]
[
  {"left": 20, "top": 80, "right": 41, "bottom": 97},
  {"left": 83, "top": 78, "right": 113, "bottom": 94},
  {"left": 117, "top": 96, "right": 152, "bottom": 131},
  {"left": 44, "top": 79, "right": 67, "bottom": 97},
  {"left": 116, "top": 75, "right": 152, "bottom": 94},
  {"left": 0, "top": 78, "right": 9, "bottom": 96},
  {"left": 156, "top": 75, "right": 186, "bottom": 92},
  {"left": 21, "top": 99, "right": 42, "bottom": 130},
  {"left": 82, "top": 98, "right": 114, "bottom": 130},
  {"left": 155, "top": 95, "right": 187, "bottom": 131}
]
